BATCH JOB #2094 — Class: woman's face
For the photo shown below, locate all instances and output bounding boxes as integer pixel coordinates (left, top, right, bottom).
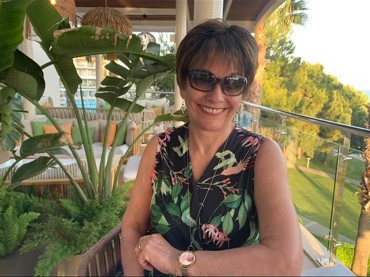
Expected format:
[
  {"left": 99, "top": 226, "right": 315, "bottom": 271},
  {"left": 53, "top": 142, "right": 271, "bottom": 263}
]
[{"left": 180, "top": 62, "right": 242, "bottom": 132}]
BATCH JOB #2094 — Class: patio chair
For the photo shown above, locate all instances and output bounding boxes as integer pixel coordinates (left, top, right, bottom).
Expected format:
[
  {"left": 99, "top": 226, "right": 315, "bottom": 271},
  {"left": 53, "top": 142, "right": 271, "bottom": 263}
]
[{"left": 77, "top": 223, "right": 122, "bottom": 276}]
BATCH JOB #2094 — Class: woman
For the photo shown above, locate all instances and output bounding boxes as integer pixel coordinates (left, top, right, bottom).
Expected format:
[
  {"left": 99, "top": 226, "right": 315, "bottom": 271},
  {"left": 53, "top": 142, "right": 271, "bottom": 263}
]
[{"left": 121, "top": 19, "right": 303, "bottom": 276}]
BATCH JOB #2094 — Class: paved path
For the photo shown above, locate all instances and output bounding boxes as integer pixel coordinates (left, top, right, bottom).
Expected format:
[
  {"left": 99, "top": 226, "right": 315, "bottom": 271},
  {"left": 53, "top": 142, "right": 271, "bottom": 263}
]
[
  {"left": 294, "top": 165, "right": 358, "bottom": 245},
  {"left": 299, "top": 214, "right": 355, "bottom": 245},
  {"left": 295, "top": 165, "right": 360, "bottom": 186}
]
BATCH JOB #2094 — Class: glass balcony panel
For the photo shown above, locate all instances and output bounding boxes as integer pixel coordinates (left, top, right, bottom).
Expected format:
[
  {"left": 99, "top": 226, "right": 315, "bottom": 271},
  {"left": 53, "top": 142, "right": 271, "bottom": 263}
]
[{"left": 240, "top": 102, "right": 368, "bottom": 264}]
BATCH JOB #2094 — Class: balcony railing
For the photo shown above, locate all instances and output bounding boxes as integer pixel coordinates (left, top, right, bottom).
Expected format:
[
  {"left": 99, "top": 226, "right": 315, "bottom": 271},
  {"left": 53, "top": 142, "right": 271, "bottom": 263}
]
[{"left": 240, "top": 101, "right": 370, "bottom": 268}]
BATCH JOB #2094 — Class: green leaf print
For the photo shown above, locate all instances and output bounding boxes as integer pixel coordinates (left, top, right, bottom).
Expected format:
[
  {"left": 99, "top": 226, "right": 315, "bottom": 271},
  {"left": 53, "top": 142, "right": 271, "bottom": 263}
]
[
  {"left": 171, "top": 183, "right": 182, "bottom": 199},
  {"left": 244, "top": 220, "right": 259, "bottom": 245},
  {"left": 184, "top": 164, "right": 192, "bottom": 179},
  {"left": 244, "top": 194, "right": 252, "bottom": 211},
  {"left": 181, "top": 207, "right": 196, "bottom": 227},
  {"left": 156, "top": 224, "right": 170, "bottom": 235},
  {"left": 151, "top": 204, "right": 162, "bottom": 223},
  {"left": 224, "top": 193, "right": 242, "bottom": 209},
  {"left": 180, "top": 190, "right": 190, "bottom": 213},
  {"left": 214, "top": 150, "right": 237, "bottom": 170},
  {"left": 173, "top": 135, "right": 188, "bottom": 157},
  {"left": 160, "top": 179, "right": 171, "bottom": 195},
  {"left": 210, "top": 214, "right": 222, "bottom": 227},
  {"left": 165, "top": 202, "right": 181, "bottom": 218},
  {"left": 238, "top": 204, "right": 247, "bottom": 229},
  {"left": 158, "top": 214, "right": 169, "bottom": 226},
  {"left": 222, "top": 212, "right": 234, "bottom": 235}
]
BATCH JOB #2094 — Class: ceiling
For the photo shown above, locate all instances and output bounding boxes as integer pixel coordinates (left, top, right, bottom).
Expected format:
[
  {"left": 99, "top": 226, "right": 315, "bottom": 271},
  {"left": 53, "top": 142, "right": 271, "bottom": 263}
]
[{"left": 74, "top": 0, "right": 285, "bottom": 33}]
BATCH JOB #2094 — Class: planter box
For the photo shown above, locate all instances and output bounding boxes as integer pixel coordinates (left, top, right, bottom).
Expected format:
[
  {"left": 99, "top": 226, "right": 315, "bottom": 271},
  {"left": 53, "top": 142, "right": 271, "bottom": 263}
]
[
  {"left": 52, "top": 254, "right": 84, "bottom": 276},
  {"left": 0, "top": 248, "right": 43, "bottom": 276}
]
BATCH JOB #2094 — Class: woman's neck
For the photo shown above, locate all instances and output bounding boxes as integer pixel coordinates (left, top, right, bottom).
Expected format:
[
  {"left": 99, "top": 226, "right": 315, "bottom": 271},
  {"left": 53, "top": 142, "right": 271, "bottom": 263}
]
[{"left": 188, "top": 123, "right": 234, "bottom": 155}]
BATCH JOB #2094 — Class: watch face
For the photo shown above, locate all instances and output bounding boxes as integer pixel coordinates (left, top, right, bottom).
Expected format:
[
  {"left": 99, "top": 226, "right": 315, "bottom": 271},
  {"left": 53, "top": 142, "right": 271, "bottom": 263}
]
[{"left": 179, "top": 251, "right": 196, "bottom": 268}]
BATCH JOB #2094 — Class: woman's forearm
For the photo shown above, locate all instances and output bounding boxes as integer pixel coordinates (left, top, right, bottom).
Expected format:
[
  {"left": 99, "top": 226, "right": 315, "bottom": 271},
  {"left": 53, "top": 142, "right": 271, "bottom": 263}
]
[{"left": 121, "top": 223, "right": 145, "bottom": 276}]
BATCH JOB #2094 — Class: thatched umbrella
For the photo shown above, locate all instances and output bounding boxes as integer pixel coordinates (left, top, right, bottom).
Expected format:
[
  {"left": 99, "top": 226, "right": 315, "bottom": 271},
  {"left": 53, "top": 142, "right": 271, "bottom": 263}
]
[
  {"left": 51, "top": 0, "right": 77, "bottom": 26},
  {"left": 81, "top": 5, "right": 132, "bottom": 60}
]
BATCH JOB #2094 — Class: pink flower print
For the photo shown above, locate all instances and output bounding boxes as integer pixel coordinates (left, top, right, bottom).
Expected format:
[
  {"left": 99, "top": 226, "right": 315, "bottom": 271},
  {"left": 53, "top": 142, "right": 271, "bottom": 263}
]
[
  {"left": 150, "top": 160, "right": 159, "bottom": 180},
  {"left": 158, "top": 136, "right": 167, "bottom": 148},
  {"left": 220, "top": 161, "right": 247, "bottom": 176},
  {"left": 201, "top": 224, "right": 230, "bottom": 247},
  {"left": 241, "top": 135, "right": 259, "bottom": 147},
  {"left": 164, "top": 128, "right": 172, "bottom": 140}
]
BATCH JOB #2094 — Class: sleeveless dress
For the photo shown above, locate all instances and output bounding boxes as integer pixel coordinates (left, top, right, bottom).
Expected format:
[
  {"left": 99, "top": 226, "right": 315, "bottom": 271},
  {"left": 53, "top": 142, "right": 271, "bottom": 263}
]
[{"left": 148, "top": 124, "right": 266, "bottom": 276}]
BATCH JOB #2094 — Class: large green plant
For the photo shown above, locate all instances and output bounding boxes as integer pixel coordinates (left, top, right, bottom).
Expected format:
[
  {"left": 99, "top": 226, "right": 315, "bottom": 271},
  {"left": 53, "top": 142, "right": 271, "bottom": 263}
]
[
  {"left": 0, "top": 0, "right": 187, "bottom": 202},
  {"left": 0, "top": 182, "right": 40, "bottom": 257}
]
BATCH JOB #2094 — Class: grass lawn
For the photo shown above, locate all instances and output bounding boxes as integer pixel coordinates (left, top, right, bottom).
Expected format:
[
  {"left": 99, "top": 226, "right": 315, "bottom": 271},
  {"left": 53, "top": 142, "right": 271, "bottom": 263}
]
[
  {"left": 294, "top": 154, "right": 364, "bottom": 180},
  {"left": 288, "top": 168, "right": 361, "bottom": 241}
]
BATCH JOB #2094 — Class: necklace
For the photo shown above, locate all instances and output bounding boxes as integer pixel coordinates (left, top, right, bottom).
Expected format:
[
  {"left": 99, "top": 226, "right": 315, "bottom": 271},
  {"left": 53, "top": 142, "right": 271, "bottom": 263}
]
[{"left": 186, "top": 129, "right": 231, "bottom": 251}]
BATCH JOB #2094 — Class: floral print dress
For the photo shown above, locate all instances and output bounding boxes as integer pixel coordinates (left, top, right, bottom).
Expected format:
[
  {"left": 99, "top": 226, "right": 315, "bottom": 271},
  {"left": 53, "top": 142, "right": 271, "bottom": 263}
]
[{"left": 148, "top": 124, "right": 265, "bottom": 276}]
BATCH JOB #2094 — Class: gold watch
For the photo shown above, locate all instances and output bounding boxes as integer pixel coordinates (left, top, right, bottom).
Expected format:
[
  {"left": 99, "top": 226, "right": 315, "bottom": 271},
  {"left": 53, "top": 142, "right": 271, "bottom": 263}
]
[{"left": 178, "top": 250, "right": 196, "bottom": 276}]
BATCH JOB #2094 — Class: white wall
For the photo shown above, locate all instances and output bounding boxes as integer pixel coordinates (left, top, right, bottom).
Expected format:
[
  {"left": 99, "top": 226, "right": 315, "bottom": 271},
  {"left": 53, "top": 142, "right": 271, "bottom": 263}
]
[{"left": 31, "top": 40, "right": 61, "bottom": 107}]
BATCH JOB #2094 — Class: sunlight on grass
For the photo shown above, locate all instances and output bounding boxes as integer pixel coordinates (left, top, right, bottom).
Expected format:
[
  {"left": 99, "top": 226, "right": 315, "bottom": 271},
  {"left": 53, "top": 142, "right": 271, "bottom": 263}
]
[{"left": 288, "top": 169, "right": 361, "bottom": 241}]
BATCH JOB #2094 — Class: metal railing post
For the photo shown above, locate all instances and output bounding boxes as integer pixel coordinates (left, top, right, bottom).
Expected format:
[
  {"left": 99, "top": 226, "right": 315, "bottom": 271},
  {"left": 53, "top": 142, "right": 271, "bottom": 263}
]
[{"left": 329, "top": 132, "right": 351, "bottom": 257}]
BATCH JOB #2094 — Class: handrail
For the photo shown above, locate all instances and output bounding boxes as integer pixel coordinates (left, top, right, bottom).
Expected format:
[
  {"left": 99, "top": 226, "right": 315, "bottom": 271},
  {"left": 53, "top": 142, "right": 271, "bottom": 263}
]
[{"left": 243, "top": 101, "right": 370, "bottom": 138}]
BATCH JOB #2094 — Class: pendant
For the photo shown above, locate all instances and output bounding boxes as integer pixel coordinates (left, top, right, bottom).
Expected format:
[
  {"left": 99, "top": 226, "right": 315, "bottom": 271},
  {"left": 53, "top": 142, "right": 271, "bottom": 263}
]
[{"left": 188, "top": 243, "right": 195, "bottom": 252}]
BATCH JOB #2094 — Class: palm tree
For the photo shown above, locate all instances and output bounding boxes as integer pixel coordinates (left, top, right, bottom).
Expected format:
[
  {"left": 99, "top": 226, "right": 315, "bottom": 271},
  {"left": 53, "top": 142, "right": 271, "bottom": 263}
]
[
  {"left": 249, "top": 0, "right": 308, "bottom": 106},
  {"left": 351, "top": 106, "right": 370, "bottom": 276}
]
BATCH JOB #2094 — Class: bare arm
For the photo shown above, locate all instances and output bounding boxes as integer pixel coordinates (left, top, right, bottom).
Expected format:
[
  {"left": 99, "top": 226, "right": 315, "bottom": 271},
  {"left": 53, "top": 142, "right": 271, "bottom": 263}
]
[
  {"left": 134, "top": 138, "right": 303, "bottom": 276},
  {"left": 120, "top": 134, "right": 159, "bottom": 276}
]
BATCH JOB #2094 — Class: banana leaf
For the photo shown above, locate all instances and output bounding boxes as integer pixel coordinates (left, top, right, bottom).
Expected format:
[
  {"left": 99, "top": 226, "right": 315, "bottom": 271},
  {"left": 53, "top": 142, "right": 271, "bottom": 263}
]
[
  {"left": 11, "top": 156, "right": 56, "bottom": 184},
  {"left": 19, "top": 133, "right": 69, "bottom": 157},
  {"left": 0, "top": 0, "right": 34, "bottom": 70}
]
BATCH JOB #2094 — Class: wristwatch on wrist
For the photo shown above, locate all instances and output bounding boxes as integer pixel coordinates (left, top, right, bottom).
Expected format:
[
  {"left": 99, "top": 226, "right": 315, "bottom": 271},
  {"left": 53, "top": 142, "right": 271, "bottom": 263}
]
[{"left": 178, "top": 250, "right": 196, "bottom": 276}]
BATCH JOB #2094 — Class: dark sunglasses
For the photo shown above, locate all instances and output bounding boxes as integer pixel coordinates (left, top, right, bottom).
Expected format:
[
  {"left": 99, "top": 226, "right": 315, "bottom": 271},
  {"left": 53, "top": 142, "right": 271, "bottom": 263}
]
[{"left": 187, "top": 69, "right": 247, "bottom": 96}]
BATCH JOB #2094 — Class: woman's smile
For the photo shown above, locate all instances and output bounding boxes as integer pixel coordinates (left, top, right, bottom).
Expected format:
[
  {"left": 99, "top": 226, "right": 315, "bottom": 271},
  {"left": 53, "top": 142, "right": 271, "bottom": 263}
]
[{"left": 199, "top": 104, "right": 228, "bottom": 115}]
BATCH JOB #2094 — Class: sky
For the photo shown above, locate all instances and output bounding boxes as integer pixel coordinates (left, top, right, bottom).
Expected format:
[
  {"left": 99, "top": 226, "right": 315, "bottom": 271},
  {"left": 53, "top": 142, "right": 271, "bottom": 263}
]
[{"left": 290, "top": 0, "right": 370, "bottom": 92}]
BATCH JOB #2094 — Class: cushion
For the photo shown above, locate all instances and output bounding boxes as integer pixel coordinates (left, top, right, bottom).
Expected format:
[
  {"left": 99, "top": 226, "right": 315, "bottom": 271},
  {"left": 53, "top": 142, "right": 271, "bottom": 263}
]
[
  {"left": 71, "top": 126, "right": 96, "bottom": 144},
  {"left": 56, "top": 118, "right": 74, "bottom": 125},
  {"left": 73, "top": 119, "right": 100, "bottom": 142},
  {"left": 151, "top": 106, "right": 162, "bottom": 117},
  {"left": 43, "top": 123, "right": 73, "bottom": 143},
  {"left": 125, "top": 119, "right": 137, "bottom": 146},
  {"left": 123, "top": 155, "right": 142, "bottom": 182},
  {"left": 100, "top": 121, "right": 117, "bottom": 147},
  {"left": 163, "top": 100, "right": 170, "bottom": 114},
  {"left": 136, "top": 99, "right": 147, "bottom": 107},
  {"left": 31, "top": 120, "right": 51, "bottom": 136}
]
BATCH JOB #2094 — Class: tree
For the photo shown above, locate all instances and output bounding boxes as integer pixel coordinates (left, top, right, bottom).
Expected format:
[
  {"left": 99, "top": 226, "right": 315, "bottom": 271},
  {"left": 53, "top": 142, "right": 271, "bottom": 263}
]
[{"left": 250, "top": 0, "right": 308, "bottom": 106}]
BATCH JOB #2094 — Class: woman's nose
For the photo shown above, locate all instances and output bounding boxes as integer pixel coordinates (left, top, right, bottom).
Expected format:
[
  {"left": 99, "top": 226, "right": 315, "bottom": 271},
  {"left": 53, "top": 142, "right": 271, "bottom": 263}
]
[{"left": 207, "top": 83, "right": 225, "bottom": 102}]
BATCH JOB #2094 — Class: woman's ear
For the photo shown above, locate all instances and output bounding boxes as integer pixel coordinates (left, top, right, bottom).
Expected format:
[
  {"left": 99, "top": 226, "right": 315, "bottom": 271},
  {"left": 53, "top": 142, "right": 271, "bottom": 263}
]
[{"left": 180, "top": 88, "right": 185, "bottom": 99}]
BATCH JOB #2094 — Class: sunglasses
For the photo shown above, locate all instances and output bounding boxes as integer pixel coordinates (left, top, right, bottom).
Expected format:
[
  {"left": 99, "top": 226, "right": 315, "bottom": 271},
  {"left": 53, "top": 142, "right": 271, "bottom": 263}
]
[{"left": 187, "top": 69, "right": 247, "bottom": 96}]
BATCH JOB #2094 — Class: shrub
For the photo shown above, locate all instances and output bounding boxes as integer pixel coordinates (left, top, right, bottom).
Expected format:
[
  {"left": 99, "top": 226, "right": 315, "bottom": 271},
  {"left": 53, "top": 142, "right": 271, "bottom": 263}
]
[{"left": 0, "top": 183, "right": 40, "bottom": 257}]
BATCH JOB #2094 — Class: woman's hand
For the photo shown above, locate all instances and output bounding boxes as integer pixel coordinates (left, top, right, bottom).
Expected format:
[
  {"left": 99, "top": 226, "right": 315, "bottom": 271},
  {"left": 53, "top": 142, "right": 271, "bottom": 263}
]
[{"left": 135, "top": 233, "right": 181, "bottom": 275}]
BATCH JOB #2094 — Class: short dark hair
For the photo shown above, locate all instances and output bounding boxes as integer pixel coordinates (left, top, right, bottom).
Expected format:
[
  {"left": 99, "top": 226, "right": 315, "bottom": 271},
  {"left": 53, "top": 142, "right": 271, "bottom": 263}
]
[{"left": 176, "top": 18, "right": 259, "bottom": 95}]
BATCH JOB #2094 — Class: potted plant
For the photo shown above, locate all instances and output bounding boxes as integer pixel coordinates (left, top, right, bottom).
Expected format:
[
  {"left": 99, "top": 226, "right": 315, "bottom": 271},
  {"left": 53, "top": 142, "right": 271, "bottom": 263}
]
[
  {"left": 0, "top": 0, "right": 188, "bottom": 275},
  {"left": 0, "top": 181, "right": 41, "bottom": 276}
]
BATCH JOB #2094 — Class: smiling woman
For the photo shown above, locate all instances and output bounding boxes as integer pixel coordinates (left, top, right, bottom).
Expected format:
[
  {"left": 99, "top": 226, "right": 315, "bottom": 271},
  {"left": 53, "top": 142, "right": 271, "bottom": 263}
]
[{"left": 120, "top": 18, "right": 304, "bottom": 276}]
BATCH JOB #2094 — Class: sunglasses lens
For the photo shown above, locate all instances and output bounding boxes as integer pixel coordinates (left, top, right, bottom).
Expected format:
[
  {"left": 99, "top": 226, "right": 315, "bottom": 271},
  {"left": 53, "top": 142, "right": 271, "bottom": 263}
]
[
  {"left": 222, "top": 76, "right": 247, "bottom": 96},
  {"left": 189, "top": 70, "right": 216, "bottom": 92},
  {"left": 188, "top": 70, "right": 247, "bottom": 96}
]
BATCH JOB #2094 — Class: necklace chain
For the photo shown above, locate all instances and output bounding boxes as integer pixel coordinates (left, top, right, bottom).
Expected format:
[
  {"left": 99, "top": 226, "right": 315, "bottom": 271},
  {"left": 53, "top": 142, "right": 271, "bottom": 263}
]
[{"left": 186, "top": 130, "right": 231, "bottom": 251}]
